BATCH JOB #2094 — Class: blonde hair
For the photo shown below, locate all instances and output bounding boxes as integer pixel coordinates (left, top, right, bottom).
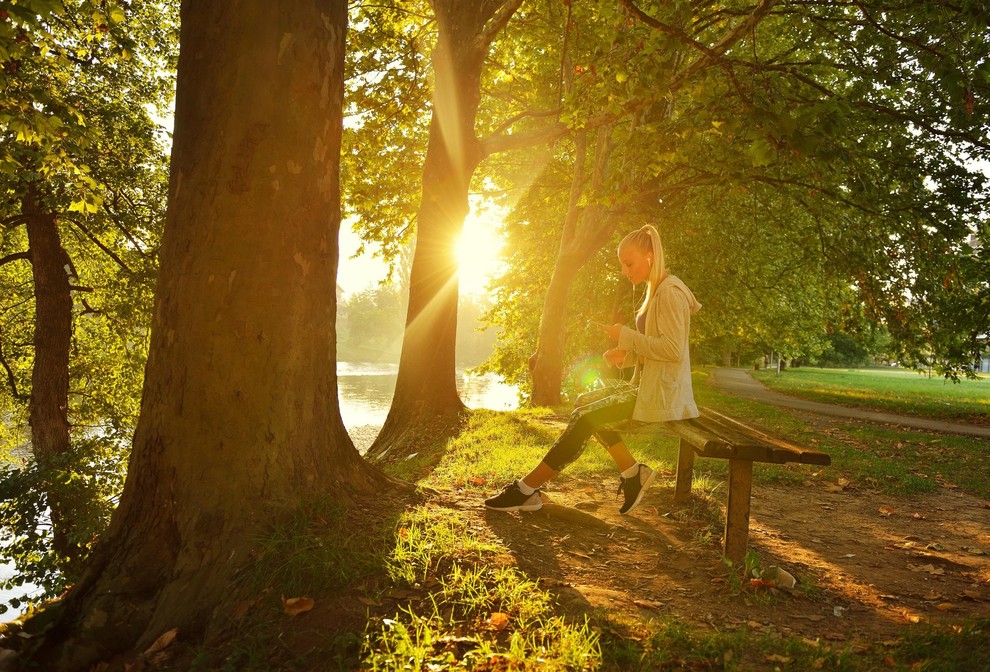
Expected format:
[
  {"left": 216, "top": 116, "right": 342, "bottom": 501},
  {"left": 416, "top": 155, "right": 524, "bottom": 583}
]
[{"left": 619, "top": 224, "right": 666, "bottom": 317}]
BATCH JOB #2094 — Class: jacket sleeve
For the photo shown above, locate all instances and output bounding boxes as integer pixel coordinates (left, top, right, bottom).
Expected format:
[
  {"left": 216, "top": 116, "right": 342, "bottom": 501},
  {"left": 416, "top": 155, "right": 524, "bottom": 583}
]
[{"left": 616, "top": 287, "right": 689, "bottom": 362}]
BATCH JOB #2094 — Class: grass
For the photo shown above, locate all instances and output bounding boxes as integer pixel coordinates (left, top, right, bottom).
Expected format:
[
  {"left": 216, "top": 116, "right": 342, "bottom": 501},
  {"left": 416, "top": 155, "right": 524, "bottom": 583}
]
[
  {"left": 366, "top": 503, "right": 602, "bottom": 670},
  {"left": 752, "top": 366, "right": 989, "bottom": 423},
  {"left": 695, "top": 368, "right": 990, "bottom": 499},
  {"left": 180, "top": 368, "right": 990, "bottom": 671}
]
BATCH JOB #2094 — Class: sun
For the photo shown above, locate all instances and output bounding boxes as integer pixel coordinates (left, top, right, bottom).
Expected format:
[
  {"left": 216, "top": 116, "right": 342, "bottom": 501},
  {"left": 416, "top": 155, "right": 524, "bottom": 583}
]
[{"left": 455, "top": 203, "right": 505, "bottom": 297}]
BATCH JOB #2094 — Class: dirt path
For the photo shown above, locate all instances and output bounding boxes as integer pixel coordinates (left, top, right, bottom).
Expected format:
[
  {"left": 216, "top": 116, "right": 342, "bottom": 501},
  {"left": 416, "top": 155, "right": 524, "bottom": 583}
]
[{"left": 456, "top": 470, "right": 990, "bottom": 643}]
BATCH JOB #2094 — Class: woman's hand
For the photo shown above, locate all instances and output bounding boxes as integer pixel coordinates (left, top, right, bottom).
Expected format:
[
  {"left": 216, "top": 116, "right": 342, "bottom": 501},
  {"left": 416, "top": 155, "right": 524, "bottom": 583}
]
[
  {"left": 596, "top": 322, "right": 624, "bottom": 343},
  {"left": 603, "top": 348, "right": 627, "bottom": 367}
]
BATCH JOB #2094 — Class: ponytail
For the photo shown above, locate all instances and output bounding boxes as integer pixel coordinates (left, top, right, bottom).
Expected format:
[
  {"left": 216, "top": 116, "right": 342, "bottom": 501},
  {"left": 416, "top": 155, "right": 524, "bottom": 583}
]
[{"left": 619, "top": 224, "right": 666, "bottom": 318}]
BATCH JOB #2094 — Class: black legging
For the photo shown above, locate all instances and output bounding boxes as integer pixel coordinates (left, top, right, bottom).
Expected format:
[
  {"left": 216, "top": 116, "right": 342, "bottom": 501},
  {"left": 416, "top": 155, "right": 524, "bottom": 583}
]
[{"left": 541, "top": 396, "right": 638, "bottom": 472}]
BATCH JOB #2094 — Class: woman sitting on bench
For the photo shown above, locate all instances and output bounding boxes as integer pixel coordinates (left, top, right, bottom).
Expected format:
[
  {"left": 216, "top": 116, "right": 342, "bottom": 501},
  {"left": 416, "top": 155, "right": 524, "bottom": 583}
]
[{"left": 485, "top": 224, "right": 701, "bottom": 515}]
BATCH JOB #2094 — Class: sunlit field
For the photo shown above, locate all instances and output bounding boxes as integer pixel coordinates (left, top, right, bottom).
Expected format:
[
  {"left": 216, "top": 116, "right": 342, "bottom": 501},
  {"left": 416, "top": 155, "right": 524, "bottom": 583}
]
[{"left": 751, "top": 367, "right": 989, "bottom": 423}]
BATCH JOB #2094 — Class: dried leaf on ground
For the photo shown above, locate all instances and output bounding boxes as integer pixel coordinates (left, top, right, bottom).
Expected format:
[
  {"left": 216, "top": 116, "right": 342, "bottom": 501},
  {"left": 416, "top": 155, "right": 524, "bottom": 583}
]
[
  {"left": 282, "top": 596, "right": 315, "bottom": 617},
  {"left": 488, "top": 612, "right": 510, "bottom": 631},
  {"left": 144, "top": 628, "right": 178, "bottom": 655}
]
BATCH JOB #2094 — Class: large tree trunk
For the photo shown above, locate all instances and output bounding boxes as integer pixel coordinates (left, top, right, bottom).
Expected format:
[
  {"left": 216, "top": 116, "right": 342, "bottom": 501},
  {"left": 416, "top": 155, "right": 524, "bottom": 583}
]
[
  {"left": 23, "top": 185, "right": 78, "bottom": 562},
  {"left": 368, "top": 1, "right": 520, "bottom": 459},
  {"left": 19, "top": 2, "right": 377, "bottom": 669}
]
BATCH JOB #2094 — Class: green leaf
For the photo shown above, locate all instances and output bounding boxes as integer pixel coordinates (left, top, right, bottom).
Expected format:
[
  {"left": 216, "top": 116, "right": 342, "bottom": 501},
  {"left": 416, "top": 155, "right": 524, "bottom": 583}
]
[{"left": 748, "top": 137, "right": 774, "bottom": 167}]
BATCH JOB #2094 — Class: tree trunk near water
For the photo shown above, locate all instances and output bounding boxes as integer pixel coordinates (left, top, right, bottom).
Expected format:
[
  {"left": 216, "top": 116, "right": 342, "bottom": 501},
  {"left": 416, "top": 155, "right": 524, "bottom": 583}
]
[
  {"left": 23, "top": 185, "right": 79, "bottom": 563},
  {"left": 529, "top": 129, "right": 620, "bottom": 407},
  {"left": 17, "top": 3, "right": 378, "bottom": 669},
  {"left": 529, "top": 260, "right": 580, "bottom": 407},
  {"left": 368, "top": 1, "right": 522, "bottom": 459}
]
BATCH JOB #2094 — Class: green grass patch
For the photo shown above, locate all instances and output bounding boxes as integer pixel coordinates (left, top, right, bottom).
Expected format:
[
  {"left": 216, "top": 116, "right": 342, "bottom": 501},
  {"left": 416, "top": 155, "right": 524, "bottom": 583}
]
[
  {"left": 364, "top": 502, "right": 602, "bottom": 670},
  {"left": 595, "top": 610, "right": 990, "bottom": 671},
  {"left": 752, "top": 367, "right": 989, "bottom": 423},
  {"left": 695, "top": 369, "right": 990, "bottom": 498},
  {"left": 247, "top": 494, "right": 385, "bottom": 596}
]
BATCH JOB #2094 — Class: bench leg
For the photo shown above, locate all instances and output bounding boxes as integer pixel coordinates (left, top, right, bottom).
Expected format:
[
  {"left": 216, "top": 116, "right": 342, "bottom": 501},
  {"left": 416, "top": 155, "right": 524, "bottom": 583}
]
[
  {"left": 723, "top": 458, "right": 753, "bottom": 565},
  {"left": 673, "top": 437, "right": 695, "bottom": 503}
]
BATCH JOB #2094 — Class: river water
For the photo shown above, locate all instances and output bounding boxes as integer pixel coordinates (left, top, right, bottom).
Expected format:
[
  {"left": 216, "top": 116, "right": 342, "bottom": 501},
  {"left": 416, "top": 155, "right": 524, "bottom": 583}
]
[
  {"left": 338, "top": 361, "right": 519, "bottom": 451},
  {"left": 1, "top": 362, "right": 519, "bottom": 613}
]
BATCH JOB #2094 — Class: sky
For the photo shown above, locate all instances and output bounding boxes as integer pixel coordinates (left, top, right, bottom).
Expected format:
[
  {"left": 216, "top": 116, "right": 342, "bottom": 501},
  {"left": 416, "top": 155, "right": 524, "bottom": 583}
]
[{"left": 337, "top": 199, "right": 506, "bottom": 300}]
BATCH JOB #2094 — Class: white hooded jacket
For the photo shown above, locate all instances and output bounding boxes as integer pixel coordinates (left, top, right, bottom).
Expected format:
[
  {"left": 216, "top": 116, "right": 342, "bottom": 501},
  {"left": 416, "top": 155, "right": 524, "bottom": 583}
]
[{"left": 616, "top": 274, "right": 701, "bottom": 423}]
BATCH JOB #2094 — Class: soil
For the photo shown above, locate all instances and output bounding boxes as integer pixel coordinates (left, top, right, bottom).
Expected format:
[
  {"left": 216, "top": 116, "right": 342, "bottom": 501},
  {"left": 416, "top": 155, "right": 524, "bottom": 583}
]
[
  {"left": 349, "top": 412, "right": 990, "bottom": 649},
  {"left": 457, "top": 470, "right": 990, "bottom": 644}
]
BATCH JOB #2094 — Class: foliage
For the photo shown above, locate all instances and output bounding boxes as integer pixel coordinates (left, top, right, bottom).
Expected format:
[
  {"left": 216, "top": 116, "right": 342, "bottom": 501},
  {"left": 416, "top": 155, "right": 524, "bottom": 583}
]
[
  {"left": 472, "top": 0, "right": 990, "bottom": 390},
  {"left": 1, "top": 0, "right": 177, "bottom": 611},
  {"left": 342, "top": 0, "right": 434, "bottom": 273},
  {"left": 0, "top": 436, "right": 126, "bottom": 614}
]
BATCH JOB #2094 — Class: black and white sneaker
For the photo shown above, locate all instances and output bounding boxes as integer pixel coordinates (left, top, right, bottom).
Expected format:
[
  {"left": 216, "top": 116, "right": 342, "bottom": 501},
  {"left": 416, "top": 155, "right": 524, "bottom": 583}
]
[
  {"left": 484, "top": 481, "right": 543, "bottom": 512},
  {"left": 617, "top": 464, "right": 656, "bottom": 515}
]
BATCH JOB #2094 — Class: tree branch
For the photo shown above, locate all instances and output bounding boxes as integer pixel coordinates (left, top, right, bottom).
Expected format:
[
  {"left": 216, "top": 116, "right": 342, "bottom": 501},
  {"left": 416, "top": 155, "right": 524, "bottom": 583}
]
[
  {"left": 478, "top": 0, "right": 525, "bottom": 51},
  {"left": 65, "top": 217, "right": 134, "bottom": 274},
  {"left": 2, "top": 214, "right": 30, "bottom": 228},
  {"left": 480, "top": 98, "right": 650, "bottom": 157},
  {"left": 0, "top": 251, "right": 32, "bottom": 268},
  {"left": 618, "top": 0, "right": 719, "bottom": 59},
  {"left": 669, "top": 0, "right": 778, "bottom": 88},
  {"left": 852, "top": 0, "right": 946, "bottom": 60},
  {"left": 0, "top": 336, "right": 25, "bottom": 401},
  {"left": 490, "top": 107, "right": 563, "bottom": 137}
]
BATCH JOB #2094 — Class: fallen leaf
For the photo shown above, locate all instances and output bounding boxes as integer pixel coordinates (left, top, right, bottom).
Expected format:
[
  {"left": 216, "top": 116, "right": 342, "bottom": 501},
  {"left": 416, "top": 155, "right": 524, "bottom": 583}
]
[
  {"left": 488, "top": 612, "right": 510, "bottom": 631},
  {"left": 469, "top": 476, "right": 486, "bottom": 486},
  {"left": 282, "top": 596, "right": 315, "bottom": 617},
  {"left": 963, "top": 547, "right": 986, "bottom": 556},
  {"left": 908, "top": 563, "right": 944, "bottom": 575},
  {"left": 879, "top": 507, "right": 895, "bottom": 517},
  {"left": 962, "top": 589, "right": 983, "bottom": 601},
  {"left": 765, "top": 654, "right": 793, "bottom": 663},
  {"left": 232, "top": 600, "right": 255, "bottom": 620},
  {"left": 144, "top": 628, "right": 178, "bottom": 655},
  {"left": 935, "top": 603, "right": 955, "bottom": 612},
  {"left": 750, "top": 578, "right": 777, "bottom": 589}
]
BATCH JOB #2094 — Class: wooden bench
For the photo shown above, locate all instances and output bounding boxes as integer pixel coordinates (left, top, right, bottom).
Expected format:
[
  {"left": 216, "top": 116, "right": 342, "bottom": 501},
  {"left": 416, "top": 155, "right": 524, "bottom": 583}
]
[{"left": 658, "top": 407, "right": 831, "bottom": 564}]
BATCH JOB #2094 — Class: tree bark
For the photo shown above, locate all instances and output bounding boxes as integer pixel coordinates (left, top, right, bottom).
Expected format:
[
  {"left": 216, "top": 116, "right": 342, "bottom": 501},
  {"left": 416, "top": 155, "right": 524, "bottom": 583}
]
[
  {"left": 369, "top": 1, "right": 520, "bottom": 458},
  {"left": 23, "top": 185, "right": 78, "bottom": 562},
  {"left": 20, "top": 2, "right": 377, "bottom": 668},
  {"left": 529, "top": 258, "right": 580, "bottom": 406},
  {"left": 530, "top": 129, "right": 619, "bottom": 406}
]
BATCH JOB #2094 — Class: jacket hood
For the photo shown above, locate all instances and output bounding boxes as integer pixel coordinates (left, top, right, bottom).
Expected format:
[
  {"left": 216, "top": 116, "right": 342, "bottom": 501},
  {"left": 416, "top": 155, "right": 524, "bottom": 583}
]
[{"left": 659, "top": 275, "right": 701, "bottom": 314}]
